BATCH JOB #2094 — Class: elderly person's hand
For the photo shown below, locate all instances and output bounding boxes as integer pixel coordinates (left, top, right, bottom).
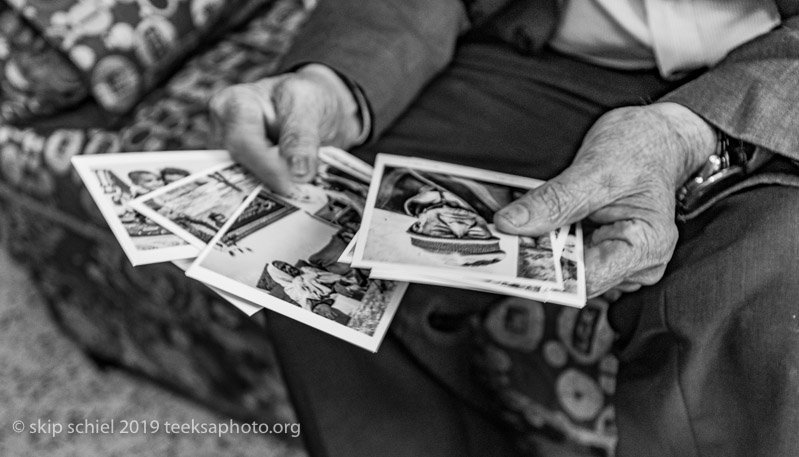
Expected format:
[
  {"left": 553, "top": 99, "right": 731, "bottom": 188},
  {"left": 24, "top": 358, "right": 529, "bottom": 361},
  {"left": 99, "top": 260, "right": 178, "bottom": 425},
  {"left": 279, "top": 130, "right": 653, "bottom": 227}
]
[
  {"left": 209, "top": 64, "right": 363, "bottom": 195},
  {"left": 494, "top": 102, "right": 717, "bottom": 298}
]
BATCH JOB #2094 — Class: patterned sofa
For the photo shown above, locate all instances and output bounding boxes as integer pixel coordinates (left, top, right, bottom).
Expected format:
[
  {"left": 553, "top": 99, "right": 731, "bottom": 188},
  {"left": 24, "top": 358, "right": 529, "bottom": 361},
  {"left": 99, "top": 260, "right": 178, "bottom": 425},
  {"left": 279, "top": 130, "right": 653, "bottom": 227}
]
[{"left": 0, "top": 0, "right": 312, "bottom": 427}]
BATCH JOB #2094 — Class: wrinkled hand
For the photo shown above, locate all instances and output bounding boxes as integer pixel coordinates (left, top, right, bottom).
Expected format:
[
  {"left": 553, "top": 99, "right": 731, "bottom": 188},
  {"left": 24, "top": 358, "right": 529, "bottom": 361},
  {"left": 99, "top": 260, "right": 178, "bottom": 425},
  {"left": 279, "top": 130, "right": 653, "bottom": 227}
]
[
  {"left": 209, "top": 64, "right": 362, "bottom": 195},
  {"left": 495, "top": 102, "right": 717, "bottom": 298}
]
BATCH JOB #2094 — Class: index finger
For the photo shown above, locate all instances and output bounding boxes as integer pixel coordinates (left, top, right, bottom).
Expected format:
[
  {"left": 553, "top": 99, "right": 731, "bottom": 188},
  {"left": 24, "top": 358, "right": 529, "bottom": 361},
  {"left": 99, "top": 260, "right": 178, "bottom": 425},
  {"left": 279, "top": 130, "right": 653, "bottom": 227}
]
[
  {"left": 210, "top": 85, "right": 293, "bottom": 195},
  {"left": 583, "top": 217, "right": 674, "bottom": 296}
]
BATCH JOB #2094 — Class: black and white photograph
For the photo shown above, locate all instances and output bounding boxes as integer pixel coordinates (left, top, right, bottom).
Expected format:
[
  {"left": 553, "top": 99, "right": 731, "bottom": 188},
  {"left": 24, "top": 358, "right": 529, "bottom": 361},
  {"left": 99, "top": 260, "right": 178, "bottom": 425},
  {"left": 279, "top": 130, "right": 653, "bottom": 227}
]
[
  {"left": 187, "top": 156, "right": 406, "bottom": 352},
  {"left": 478, "top": 223, "right": 586, "bottom": 307},
  {"left": 352, "top": 154, "right": 563, "bottom": 288},
  {"left": 71, "top": 150, "right": 233, "bottom": 265},
  {"left": 129, "top": 162, "right": 261, "bottom": 248},
  {"left": 337, "top": 233, "right": 358, "bottom": 264},
  {"left": 171, "top": 259, "right": 263, "bottom": 317},
  {"left": 7, "top": 1, "right": 798, "bottom": 456},
  {"left": 554, "top": 224, "right": 570, "bottom": 257},
  {"left": 369, "top": 223, "right": 585, "bottom": 308}
]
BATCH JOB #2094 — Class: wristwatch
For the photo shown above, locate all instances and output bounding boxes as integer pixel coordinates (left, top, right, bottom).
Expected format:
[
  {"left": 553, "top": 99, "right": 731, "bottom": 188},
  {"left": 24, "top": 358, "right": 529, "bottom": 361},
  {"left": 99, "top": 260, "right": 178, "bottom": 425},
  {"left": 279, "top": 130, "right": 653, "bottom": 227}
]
[{"left": 677, "top": 129, "right": 772, "bottom": 216}]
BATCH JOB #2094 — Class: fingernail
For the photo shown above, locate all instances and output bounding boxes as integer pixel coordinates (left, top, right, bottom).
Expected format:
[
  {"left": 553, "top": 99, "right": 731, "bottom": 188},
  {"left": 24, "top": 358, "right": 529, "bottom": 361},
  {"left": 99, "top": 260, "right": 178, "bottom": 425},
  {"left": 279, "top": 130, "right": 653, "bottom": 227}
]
[
  {"left": 290, "top": 156, "right": 309, "bottom": 176},
  {"left": 499, "top": 204, "right": 530, "bottom": 227}
]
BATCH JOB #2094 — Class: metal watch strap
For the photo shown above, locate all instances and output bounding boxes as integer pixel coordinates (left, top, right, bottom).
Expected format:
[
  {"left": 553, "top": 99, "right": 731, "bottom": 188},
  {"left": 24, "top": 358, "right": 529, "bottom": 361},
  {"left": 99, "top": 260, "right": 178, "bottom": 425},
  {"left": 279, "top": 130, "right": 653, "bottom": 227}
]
[{"left": 677, "top": 130, "right": 772, "bottom": 216}]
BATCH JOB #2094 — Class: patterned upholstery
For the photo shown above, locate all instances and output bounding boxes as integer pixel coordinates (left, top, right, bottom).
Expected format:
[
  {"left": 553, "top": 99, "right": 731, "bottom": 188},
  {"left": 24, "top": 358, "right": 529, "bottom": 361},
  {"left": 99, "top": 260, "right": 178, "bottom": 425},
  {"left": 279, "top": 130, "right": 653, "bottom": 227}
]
[
  {"left": 0, "top": 0, "right": 310, "bottom": 426},
  {"left": 0, "top": 0, "right": 273, "bottom": 119}
]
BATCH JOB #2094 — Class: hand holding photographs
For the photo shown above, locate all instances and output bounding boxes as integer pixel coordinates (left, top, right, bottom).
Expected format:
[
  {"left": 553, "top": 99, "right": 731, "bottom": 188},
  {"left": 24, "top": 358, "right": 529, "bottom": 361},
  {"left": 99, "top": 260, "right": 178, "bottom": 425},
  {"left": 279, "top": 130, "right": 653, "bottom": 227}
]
[
  {"left": 186, "top": 154, "right": 407, "bottom": 352},
  {"left": 350, "top": 154, "right": 585, "bottom": 308},
  {"left": 74, "top": 147, "right": 407, "bottom": 351},
  {"left": 352, "top": 155, "right": 564, "bottom": 285},
  {"left": 73, "top": 148, "right": 586, "bottom": 353}
]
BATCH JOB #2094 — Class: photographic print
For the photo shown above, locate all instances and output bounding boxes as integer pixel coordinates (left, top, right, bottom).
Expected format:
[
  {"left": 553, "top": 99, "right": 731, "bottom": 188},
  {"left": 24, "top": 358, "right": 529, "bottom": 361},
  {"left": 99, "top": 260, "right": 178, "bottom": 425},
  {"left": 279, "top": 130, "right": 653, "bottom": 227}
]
[
  {"left": 554, "top": 225, "right": 570, "bottom": 258},
  {"left": 338, "top": 233, "right": 358, "bottom": 264},
  {"left": 187, "top": 160, "right": 406, "bottom": 352},
  {"left": 352, "top": 154, "right": 562, "bottom": 288},
  {"left": 477, "top": 223, "right": 585, "bottom": 307},
  {"left": 369, "top": 223, "right": 586, "bottom": 308},
  {"left": 128, "top": 162, "right": 261, "bottom": 248},
  {"left": 71, "top": 150, "right": 233, "bottom": 265},
  {"left": 275, "top": 147, "right": 375, "bottom": 230},
  {"left": 172, "top": 259, "right": 263, "bottom": 316},
  {"left": 318, "top": 146, "right": 373, "bottom": 183}
]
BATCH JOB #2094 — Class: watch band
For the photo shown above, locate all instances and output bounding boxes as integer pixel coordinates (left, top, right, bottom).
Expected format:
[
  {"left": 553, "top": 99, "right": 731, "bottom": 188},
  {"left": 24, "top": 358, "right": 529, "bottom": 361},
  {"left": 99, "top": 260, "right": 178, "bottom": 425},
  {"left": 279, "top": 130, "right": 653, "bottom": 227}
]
[{"left": 677, "top": 129, "right": 772, "bottom": 216}]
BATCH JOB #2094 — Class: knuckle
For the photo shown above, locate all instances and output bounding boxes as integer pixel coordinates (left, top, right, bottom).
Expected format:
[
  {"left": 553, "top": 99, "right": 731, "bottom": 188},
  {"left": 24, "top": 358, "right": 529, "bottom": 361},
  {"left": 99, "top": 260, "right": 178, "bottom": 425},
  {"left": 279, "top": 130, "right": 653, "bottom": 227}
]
[
  {"left": 649, "top": 218, "right": 678, "bottom": 262},
  {"left": 632, "top": 217, "right": 677, "bottom": 268},
  {"left": 274, "top": 76, "right": 329, "bottom": 115},
  {"left": 280, "top": 129, "right": 318, "bottom": 154},
  {"left": 208, "top": 95, "right": 225, "bottom": 119},
  {"left": 277, "top": 76, "right": 307, "bottom": 92},
  {"left": 638, "top": 225, "right": 660, "bottom": 267},
  {"left": 662, "top": 221, "right": 679, "bottom": 253},
  {"left": 208, "top": 86, "right": 236, "bottom": 114},
  {"left": 274, "top": 77, "right": 315, "bottom": 103},
  {"left": 210, "top": 85, "right": 260, "bottom": 120},
  {"left": 639, "top": 265, "right": 668, "bottom": 286}
]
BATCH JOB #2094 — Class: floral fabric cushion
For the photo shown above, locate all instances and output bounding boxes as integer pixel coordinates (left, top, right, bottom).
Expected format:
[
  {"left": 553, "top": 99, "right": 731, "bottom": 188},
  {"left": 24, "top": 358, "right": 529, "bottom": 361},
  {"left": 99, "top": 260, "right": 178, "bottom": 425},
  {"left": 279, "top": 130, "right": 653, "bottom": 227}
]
[
  {"left": 0, "top": 0, "right": 271, "bottom": 121},
  {"left": 0, "top": 5, "right": 88, "bottom": 122},
  {"left": 0, "top": 0, "right": 311, "bottom": 427},
  {"left": 473, "top": 298, "right": 618, "bottom": 456}
]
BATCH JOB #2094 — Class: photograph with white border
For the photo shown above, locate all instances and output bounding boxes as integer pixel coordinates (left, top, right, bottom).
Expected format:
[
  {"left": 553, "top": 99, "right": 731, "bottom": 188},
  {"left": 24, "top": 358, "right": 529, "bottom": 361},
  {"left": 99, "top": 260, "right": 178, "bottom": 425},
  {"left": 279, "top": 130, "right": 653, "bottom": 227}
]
[
  {"left": 71, "top": 150, "right": 232, "bottom": 265},
  {"left": 338, "top": 234, "right": 358, "bottom": 264},
  {"left": 474, "top": 223, "right": 585, "bottom": 307},
  {"left": 128, "top": 162, "right": 261, "bottom": 248},
  {"left": 128, "top": 146, "right": 375, "bottom": 251},
  {"left": 172, "top": 259, "right": 263, "bottom": 316},
  {"left": 369, "top": 223, "right": 586, "bottom": 308},
  {"left": 353, "top": 154, "right": 562, "bottom": 288},
  {"left": 187, "top": 167, "right": 406, "bottom": 352}
]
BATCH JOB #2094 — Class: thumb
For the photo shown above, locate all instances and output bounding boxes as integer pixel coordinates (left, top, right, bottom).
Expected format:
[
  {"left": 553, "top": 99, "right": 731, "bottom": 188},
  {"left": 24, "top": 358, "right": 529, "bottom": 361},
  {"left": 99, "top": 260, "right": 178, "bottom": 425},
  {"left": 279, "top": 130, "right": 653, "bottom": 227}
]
[{"left": 494, "top": 166, "right": 607, "bottom": 235}]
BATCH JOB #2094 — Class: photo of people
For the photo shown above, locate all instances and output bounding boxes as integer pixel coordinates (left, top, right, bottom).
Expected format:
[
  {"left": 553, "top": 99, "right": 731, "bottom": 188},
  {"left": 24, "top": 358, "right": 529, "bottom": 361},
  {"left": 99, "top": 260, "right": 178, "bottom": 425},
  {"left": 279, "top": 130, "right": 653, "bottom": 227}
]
[
  {"left": 310, "top": 162, "right": 370, "bottom": 229},
  {"left": 257, "top": 259, "right": 369, "bottom": 326},
  {"left": 71, "top": 150, "right": 232, "bottom": 265},
  {"left": 129, "top": 163, "right": 261, "bottom": 247},
  {"left": 187, "top": 162, "right": 406, "bottom": 352},
  {"left": 354, "top": 154, "right": 562, "bottom": 288}
]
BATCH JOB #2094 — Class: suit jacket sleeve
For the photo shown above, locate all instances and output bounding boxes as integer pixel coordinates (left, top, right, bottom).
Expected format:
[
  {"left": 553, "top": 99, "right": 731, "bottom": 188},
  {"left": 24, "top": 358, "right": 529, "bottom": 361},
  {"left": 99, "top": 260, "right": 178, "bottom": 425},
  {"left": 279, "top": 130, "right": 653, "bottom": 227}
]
[
  {"left": 660, "top": 15, "right": 799, "bottom": 161},
  {"left": 278, "top": 0, "right": 468, "bottom": 140}
]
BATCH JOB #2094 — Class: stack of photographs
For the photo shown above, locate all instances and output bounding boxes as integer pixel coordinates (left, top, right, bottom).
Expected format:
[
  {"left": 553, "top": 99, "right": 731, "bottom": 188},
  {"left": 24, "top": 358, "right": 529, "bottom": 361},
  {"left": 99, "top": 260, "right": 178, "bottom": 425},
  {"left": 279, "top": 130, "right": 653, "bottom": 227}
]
[
  {"left": 344, "top": 154, "right": 586, "bottom": 308},
  {"left": 73, "top": 148, "right": 406, "bottom": 352},
  {"left": 72, "top": 149, "right": 586, "bottom": 352}
]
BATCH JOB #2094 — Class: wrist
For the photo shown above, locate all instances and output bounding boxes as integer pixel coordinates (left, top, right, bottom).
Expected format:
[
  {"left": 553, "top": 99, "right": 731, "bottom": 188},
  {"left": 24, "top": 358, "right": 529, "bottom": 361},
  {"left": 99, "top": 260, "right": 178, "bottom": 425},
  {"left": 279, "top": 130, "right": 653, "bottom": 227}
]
[{"left": 648, "top": 102, "right": 717, "bottom": 186}]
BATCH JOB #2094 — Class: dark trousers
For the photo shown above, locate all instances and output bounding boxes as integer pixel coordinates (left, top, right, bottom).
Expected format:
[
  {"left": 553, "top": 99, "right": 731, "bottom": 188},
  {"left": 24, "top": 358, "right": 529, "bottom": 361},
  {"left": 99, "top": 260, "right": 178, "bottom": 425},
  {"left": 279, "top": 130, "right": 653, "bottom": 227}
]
[{"left": 267, "top": 42, "right": 799, "bottom": 457}]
